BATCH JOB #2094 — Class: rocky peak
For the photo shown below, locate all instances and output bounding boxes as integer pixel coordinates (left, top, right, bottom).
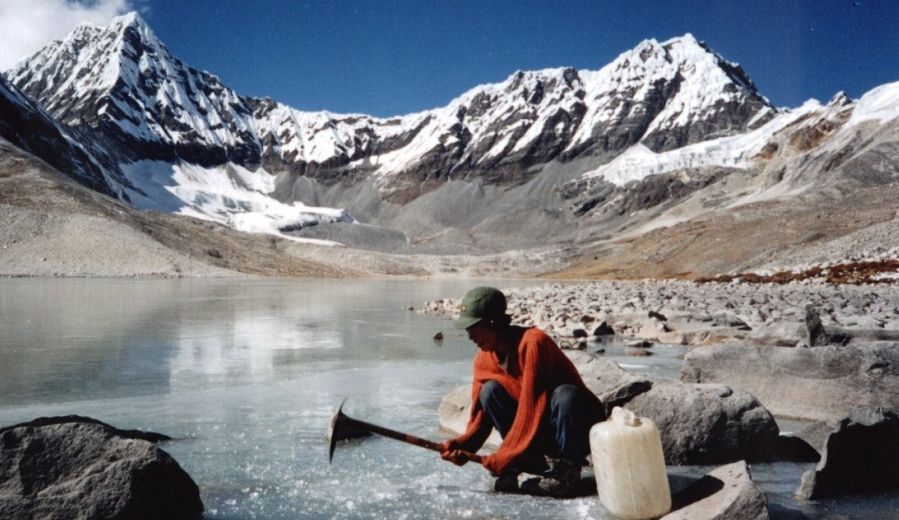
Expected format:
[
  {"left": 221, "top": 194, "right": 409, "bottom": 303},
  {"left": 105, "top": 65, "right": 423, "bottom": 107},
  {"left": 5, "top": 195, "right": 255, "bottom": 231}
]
[
  {"left": 0, "top": 75, "right": 112, "bottom": 194},
  {"left": 7, "top": 12, "right": 165, "bottom": 114},
  {"left": 6, "top": 17, "right": 781, "bottom": 208},
  {"left": 8, "top": 11, "right": 260, "bottom": 166},
  {"left": 828, "top": 91, "right": 853, "bottom": 107}
]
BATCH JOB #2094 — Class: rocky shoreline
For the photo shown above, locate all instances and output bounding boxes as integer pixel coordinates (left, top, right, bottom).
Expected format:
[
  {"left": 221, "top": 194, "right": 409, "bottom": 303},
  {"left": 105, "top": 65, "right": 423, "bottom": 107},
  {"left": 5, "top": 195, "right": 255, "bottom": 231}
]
[
  {"left": 421, "top": 279, "right": 899, "bottom": 348},
  {"left": 424, "top": 279, "right": 899, "bottom": 511}
]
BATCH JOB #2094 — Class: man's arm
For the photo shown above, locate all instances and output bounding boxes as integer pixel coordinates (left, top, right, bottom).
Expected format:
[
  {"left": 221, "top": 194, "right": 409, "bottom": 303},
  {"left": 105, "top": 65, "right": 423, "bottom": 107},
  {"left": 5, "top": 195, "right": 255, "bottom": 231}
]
[{"left": 440, "top": 380, "right": 492, "bottom": 465}]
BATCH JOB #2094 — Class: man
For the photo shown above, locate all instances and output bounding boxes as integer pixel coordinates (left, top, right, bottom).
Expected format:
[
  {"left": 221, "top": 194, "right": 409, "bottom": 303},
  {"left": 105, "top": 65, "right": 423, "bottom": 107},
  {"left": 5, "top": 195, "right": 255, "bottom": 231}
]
[{"left": 439, "top": 287, "right": 606, "bottom": 496}]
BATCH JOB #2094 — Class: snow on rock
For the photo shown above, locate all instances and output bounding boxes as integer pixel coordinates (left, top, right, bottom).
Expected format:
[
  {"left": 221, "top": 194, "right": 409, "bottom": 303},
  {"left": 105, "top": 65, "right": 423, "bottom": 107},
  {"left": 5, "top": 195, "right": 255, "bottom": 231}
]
[
  {"left": 120, "top": 160, "right": 352, "bottom": 246},
  {"left": 567, "top": 34, "right": 772, "bottom": 155},
  {"left": 580, "top": 100, "right": 821, "bottom": 186},
  {"left": 847, "top": 80, "right": 899, "bottom": 126}
]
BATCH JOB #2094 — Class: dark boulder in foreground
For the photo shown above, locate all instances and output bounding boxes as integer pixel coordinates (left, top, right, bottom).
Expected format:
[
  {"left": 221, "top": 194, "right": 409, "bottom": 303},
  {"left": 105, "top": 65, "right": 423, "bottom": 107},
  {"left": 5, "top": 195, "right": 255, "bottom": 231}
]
[
  {"left": 795, "top": 408, "right": 899, "bottom": 500},
  {"left": 0, "top": 416, "right": 203, "bottom": 520}
]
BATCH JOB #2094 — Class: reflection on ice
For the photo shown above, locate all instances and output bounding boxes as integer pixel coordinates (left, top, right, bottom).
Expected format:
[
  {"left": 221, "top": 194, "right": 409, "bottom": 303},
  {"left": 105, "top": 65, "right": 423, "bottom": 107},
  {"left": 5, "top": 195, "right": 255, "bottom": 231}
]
[{"left": 169, "top": 314, "right": 342, "bottom": 388}]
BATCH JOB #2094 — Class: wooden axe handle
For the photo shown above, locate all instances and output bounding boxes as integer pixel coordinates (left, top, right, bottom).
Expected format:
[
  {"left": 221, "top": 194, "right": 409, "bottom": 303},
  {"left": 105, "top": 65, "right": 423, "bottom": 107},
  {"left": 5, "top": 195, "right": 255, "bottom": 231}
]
[{"left": 345, "top": 415, "right": 483, "bottom": 464}]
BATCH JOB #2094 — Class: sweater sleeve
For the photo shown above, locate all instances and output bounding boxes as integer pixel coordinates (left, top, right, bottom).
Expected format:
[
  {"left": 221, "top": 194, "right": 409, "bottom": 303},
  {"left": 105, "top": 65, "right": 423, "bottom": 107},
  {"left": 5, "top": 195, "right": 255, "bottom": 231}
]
[
  {"left": 449, "top": 353, "right": 495, "bottom": 452},
  {"left": 482, "top": 333, "right": 550, "bottom": 475},
  {"left": 449, "top": 380, "right": 492, "bottom": 451}
]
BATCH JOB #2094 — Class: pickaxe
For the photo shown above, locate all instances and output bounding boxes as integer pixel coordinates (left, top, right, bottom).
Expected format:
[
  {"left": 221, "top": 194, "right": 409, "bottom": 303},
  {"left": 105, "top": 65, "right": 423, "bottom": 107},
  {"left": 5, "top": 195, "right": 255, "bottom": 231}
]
[{"left": 328, "top": 398, "right": 483, "bottom": 464}]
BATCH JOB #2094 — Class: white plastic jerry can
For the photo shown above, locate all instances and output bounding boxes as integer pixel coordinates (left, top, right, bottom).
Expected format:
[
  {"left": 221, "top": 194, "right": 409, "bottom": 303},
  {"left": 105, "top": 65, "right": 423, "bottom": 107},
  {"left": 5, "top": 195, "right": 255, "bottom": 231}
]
[{"left": 590, "top": 406, "right": 671, "bottom": 519}]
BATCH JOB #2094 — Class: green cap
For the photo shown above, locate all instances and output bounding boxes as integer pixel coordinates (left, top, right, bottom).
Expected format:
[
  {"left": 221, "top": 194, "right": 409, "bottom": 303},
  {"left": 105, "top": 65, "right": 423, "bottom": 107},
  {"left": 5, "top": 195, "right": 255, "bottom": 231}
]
[{"left": 454, "top": 287, "right": 507, "bottom": 329}]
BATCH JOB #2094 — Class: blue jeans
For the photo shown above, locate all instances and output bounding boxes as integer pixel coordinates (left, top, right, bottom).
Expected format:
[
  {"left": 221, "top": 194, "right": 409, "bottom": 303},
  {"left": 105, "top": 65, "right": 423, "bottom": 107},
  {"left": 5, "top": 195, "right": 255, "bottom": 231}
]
[{"left": 479, "top": 381, "right": 606, "bottom": 466}]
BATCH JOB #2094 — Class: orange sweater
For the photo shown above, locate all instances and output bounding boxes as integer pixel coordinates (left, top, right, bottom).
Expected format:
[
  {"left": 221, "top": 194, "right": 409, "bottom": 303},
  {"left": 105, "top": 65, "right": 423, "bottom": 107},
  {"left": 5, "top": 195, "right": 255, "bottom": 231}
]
[{"left": 453, "top": 327, "right": 602, "bottom": 475}]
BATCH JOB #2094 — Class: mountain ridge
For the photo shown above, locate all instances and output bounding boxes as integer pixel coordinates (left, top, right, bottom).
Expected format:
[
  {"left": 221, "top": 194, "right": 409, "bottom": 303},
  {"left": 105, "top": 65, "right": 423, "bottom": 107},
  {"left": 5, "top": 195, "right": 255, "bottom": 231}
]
[
  {"left": 2, "top": 12, "right": 898, "bottom": 270},
  {"left": 7, "top": 13, "right": 776, "bottom": 202}
]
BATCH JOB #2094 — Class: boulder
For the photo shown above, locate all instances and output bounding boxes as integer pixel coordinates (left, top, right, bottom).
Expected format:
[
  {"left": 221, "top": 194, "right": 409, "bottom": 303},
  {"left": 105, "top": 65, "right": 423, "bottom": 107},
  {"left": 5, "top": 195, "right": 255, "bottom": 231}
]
[
  {"left": 440, "top": 355, "right": 780, "bottom": 465},
  {"left": 682, "top": 342, "right": 899, "bottom": 421},
  {"left": 795, "top": 408, "right": 899, "bottom": 499},
  {"left": 663, "top": 461, "right": 769, "bottom": 520},
  {"left": 712, "top": 311, "right": 752, "bottom": 331},
  {"left": 635, "top": 318, "right": 671, "bottom": 338},
  {"left": 625, "top": 380, "right": 780, "bottom": 465},
  {"left": 649, "top": 310, "right": 668, "bottom": 322},
  {"left": 565, "top": 352, "right": 652, "bottom": 409},
  {"left": 438, "top": 385, "right": 502, "bottom": 448},
  {"left": 770, "top": 433, "right": 820, "bottom": 463},
  {"left": 0, "top": 416, "right": 203, "bottom": 520},
  {"left": 654, "top": 326, "right": 749, "bottom": 346},
  {"left": 803, "top": 304, "right": 830, "bottom": 346},
  {"left": 657, "top": 331, "right": 689, "bottom": 345},
  {"left": 592, "top": 321, "right": 615, "bottom": 336}
]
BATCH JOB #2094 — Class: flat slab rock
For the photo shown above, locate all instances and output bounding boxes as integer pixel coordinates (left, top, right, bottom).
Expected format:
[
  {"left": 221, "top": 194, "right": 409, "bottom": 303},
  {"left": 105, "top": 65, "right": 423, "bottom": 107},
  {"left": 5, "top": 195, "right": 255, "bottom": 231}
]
[
  {"left": 663, "top": 461, "right": 769, "bottom": 520},
  {"left": 795, "top": 408, "right": 899, "bottom": 500},
  {"left": 0, "top": 416, "right": 203, "bottom": 520},
  {"left": 682, "top": 341, "right": 899, "bottom": 421}
]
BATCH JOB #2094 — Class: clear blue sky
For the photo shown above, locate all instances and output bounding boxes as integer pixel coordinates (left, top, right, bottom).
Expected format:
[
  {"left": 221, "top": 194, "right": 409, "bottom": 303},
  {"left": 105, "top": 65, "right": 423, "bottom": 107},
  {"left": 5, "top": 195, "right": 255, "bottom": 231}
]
[{"left": 140, "top": 0, "right": 899, "bottom": 117}]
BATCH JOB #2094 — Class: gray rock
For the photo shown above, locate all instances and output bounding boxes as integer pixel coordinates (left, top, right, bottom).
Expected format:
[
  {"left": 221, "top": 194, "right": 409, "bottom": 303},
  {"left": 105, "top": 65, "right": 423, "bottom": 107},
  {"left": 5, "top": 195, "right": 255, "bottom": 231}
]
[
  {"left": 804, "top": 304, "right": 830, "bottom": 346},
  {"left": 0, "top": 417, "right": 203, "bottom": 520},
  {"left": 795, "top": 408, "right": 899, "bottom": 500},
  {"left": 649, "top": 310, "right": 668, "bottom": 322},
  {"left": 712, "top": 311, "right": 752, "bottom": 331},
  {"left": 682, "top": 341, "right": 899, "bottom": 421},
  {"left": 592, "top": 321, "right": 615, "bottom": 336},
  {"left": 565, "top": 352, "right": 652, "bottom": 407},
  {"left": 792, "top": 420, "right": 834, "bottom": 455},
  {"left": 625, "top": 380, "right": 780, "bottom": 464},
  {"left": 438, "top": 385, "right": 502, "bottom": 448},
  {"left": 663, "top": 461, "right": 769, "bottom": 520}
]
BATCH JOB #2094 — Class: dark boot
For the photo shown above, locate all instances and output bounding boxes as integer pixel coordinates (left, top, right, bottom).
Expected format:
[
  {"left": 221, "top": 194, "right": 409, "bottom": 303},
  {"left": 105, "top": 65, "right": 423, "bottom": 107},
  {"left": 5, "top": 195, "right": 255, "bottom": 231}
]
[
  {"left": 493, "top": 472, "right": 521, "bottom": 493},
  {"left": 521, "top": 458, "right": 581, "bottom": 497}
]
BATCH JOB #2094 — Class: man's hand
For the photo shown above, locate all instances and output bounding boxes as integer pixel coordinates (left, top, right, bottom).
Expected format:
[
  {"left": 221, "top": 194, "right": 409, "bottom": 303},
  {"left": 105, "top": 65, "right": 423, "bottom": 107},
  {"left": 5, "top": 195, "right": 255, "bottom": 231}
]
[{"left": 439, "top": 440, "right": 470, "bottom": 466}]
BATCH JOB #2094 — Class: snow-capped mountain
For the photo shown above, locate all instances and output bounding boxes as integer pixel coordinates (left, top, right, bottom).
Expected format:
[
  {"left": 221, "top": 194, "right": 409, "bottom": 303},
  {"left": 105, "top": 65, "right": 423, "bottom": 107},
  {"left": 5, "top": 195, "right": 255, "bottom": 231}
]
[
  {"left": 6, "top": 12, "right": 896, "bottom": 253},
  {"left": 8, "top": 13, "right": 774, "bottom": 202}
]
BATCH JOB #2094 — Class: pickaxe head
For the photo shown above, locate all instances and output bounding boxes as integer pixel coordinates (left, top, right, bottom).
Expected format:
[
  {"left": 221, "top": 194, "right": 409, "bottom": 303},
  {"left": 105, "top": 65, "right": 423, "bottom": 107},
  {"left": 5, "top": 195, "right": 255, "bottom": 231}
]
[
  {"left": 328, "top": 397, "right": 372, "bottom": 463},
  {"left": 328, "top": 398, "right": 348, "bottom": 463}
]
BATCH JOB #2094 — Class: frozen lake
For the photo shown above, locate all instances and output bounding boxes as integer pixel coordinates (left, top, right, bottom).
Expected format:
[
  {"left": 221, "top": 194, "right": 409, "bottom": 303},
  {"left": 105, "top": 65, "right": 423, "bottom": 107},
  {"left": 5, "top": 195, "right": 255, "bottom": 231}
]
[{"left": 1, "top": 278, "right": 897, "bottom": 519}]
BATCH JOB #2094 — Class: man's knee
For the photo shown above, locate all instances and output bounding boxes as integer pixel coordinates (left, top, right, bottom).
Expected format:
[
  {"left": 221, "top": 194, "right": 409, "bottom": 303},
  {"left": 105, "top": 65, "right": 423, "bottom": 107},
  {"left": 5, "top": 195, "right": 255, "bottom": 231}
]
[
  {"left": 479, "top": 380, "right": 504, "bottom": 408},
  {"left": 551, "top": 384, "right": 605, "bottom": 423},
  {"left": 551, "top": 384, "right": 579, "bottom": 414}
]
